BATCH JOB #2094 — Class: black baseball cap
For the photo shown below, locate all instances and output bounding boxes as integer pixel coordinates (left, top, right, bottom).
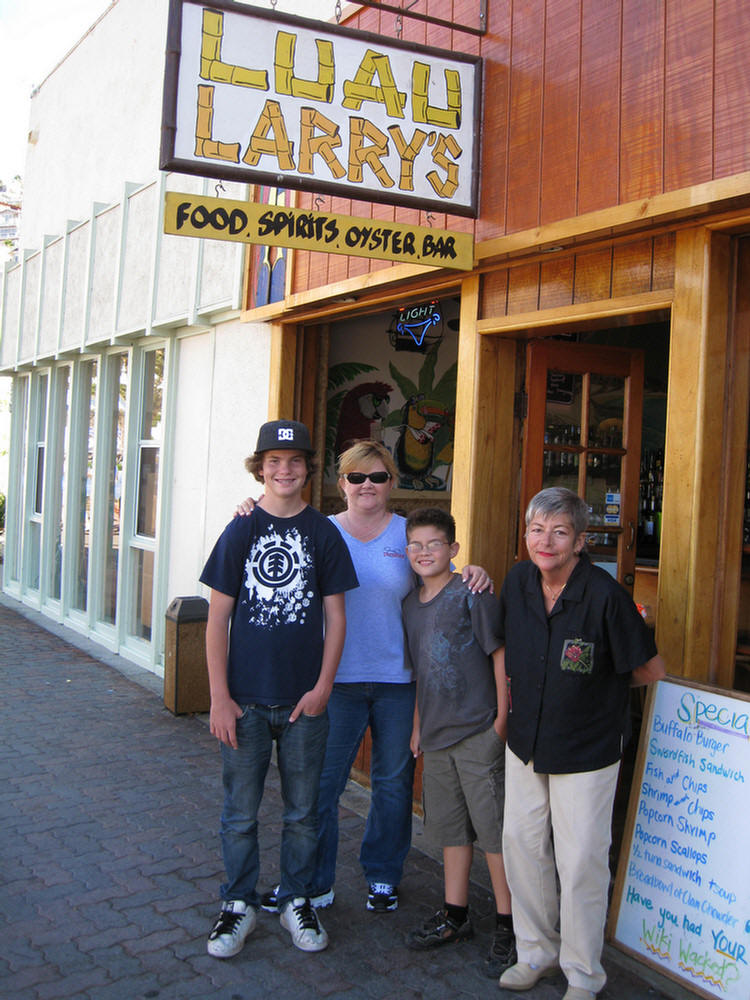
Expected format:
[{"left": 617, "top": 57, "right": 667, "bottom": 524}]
[{"left": 255, "top": 419, "right": 314, "bottom": 454}]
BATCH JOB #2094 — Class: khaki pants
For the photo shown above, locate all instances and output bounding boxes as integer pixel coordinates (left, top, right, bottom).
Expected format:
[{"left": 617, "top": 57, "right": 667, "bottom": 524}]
[{"left": 502, "top": 747, "right": 620, "bottom": 993}]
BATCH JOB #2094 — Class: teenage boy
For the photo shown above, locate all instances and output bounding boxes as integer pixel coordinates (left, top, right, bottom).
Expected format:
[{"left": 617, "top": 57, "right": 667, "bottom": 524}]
[
  {"left": 402, "top": 508, "right": 516, "bottom": 978},
  {"left": 200, "top": 420, "right": 358, "bottom": 959}
]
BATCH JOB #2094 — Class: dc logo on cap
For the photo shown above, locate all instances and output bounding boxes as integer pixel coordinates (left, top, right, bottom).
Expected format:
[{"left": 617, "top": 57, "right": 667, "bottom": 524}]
[{"left": 278, "top": 428, "right": 294, "bottom": 441}]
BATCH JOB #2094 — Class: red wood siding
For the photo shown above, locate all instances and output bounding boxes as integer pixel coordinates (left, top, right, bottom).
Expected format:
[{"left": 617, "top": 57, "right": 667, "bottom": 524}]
[
  {"left": 291, "top": 0, "right": 750, "bottom": 295},
  {"left": 479, "top": 235, "right": 675, "bottom": 318}
]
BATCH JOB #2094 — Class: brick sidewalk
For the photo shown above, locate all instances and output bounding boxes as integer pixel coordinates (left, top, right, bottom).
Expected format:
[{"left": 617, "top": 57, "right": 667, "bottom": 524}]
[{"left": 0, "top": 600, "right": 687, "bottom": 1000}]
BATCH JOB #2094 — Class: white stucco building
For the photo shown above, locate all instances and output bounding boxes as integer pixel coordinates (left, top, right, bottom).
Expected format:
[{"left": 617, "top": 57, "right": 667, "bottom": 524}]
[{"left": 0, "top": 0, "right": 334, "bottom": 671}]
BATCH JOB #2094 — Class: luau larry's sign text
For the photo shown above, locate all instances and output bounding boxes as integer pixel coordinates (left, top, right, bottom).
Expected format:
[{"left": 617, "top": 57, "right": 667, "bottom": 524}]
[{"left": 160, "top": 0, "right": 483, "bottom": 216}]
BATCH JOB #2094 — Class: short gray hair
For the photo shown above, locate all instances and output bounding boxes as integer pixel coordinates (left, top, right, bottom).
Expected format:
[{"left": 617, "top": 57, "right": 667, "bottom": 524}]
[{"left": 525, "top": 487, "right": 589, "bottom": 536}]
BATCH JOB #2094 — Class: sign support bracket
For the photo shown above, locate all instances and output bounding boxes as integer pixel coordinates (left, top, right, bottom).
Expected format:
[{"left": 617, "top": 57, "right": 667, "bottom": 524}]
[{"left": 350, "top": 0, "right": 488, "bottom": 36}]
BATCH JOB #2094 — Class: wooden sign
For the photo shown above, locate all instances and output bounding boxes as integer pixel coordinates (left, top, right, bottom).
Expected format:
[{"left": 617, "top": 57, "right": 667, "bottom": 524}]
[
  {"left": 160, "top": 0, "right": 483, "bottom": 216},
  {"left": 164, "top": 192, "right": 474, "bottom": 270},
  {"left": 609, "top": 678, "right": 750, "bottom": 999}
]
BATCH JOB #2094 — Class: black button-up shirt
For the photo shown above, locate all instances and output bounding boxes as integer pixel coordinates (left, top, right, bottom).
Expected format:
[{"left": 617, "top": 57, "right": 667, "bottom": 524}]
[{"left": 498, "top": 552, "right": 657, "bottom": 774}]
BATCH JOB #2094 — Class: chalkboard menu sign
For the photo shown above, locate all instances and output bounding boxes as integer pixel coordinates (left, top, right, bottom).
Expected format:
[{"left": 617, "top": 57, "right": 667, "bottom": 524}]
[{"left": 609, "top": 678, "right": 750, "bottom": 999}]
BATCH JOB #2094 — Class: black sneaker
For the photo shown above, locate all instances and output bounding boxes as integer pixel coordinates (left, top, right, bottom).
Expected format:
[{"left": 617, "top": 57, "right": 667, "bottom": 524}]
[
  {"left": 207, "top": 900, "right": 256, "bottom": 958},
  {"left": 406, "top": 908, "right": 474, "bottom": 950},
  {"left": 367, "top": 882, "right": 398, "bottom": 912},
  {"left": 484, "top": 922, "right": 517, "bottom": 978},
  {"left": 260, "top": 884, "right": 334, "bottom": 912}
]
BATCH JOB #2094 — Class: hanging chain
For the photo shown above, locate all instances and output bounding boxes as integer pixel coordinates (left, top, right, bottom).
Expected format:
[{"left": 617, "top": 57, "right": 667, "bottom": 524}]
[
  {"left": 269, "top": 0, "right": 277, "bottom": 8},
  {"left": 397, "top": 1, "right": 420, "bottom": 38},
  {"left": 335, "top": 0, "right": 342, "bottom": 23}
]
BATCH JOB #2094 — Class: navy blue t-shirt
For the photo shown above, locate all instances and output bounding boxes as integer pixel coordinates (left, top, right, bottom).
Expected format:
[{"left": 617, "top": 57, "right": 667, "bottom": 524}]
[{"left": 200, "top": 505, "right": 359, "bottom": 705}]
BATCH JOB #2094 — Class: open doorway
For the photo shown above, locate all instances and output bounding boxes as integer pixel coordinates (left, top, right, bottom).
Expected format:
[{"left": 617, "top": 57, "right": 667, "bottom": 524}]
[
  {"left": 517, "top": 318, "right": 669, "bottom": 868},
  {"left": 520, "top": 320, "right": 669, "bottom": 616}
]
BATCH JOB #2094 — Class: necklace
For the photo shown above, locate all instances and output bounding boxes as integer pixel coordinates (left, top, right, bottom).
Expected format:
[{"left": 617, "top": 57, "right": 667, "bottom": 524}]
[
  {"left": 542, "top": 579, "right": 567, "bottom": 603},
  {"left": 340, "top": 509, "right": 390, "bottom": 542}
]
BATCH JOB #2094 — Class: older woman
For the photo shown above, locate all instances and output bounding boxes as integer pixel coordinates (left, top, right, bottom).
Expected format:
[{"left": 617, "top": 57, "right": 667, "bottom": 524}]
[
  {"left": 497, "top": 487, "right": 665, "bottom": 1000},
  {"left": 247, "top": 440, "right": 489, "bottom": 914}
]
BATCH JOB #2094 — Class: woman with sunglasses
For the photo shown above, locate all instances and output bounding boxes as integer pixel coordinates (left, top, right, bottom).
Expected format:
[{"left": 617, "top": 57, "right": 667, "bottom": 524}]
[{"left": 240, "top": 439, "right": 490, "bottom": 915}]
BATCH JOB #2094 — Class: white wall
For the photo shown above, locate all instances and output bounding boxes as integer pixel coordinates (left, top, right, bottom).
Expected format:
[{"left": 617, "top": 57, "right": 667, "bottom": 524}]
[
  {"left": 0, "top": 376, "right": 10, "bottom": 498},
  {"left": 20, "top": 0, "right": 350, "bottom": 249},
  {"left": 167, "top": 319, "right": 271, "bottom": 602},
  {"left": 22, "top": 0, "right": 169, "bottom": 247},
  {"left": 3, "top": 0, "right": 336, "bottom": 664}
]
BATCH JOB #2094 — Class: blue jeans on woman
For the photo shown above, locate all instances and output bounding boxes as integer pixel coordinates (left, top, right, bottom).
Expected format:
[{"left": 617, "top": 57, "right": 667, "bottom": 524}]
[
  {"left": 220, "top": 704, "right": 329, "bottom": 910},
  {"left": 313, "top": 681, "right": 416, "bottom": 894}
]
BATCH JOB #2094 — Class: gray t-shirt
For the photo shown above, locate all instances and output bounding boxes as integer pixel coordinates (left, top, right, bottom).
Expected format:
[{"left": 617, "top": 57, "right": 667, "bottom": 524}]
[{"left": 402, "top": 574, "right": 502, "bottom": 751}]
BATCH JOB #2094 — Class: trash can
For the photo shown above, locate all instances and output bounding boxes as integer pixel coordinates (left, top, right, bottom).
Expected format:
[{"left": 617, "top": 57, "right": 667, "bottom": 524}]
[{"left": 164, "top": 596, "right": 210, "bottom": 714}]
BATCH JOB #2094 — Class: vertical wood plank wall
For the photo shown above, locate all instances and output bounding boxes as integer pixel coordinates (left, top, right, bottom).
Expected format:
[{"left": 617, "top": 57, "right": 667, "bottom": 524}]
[
  {"left": 452, "top": 277, "right": 519, "bottom": 581},
  {"left": 267, "top": 323, "right": 298, "bottom": 417},
  {"left": 657, "top": 229, "right": 739, "bottom": 682},
  {"left": 714, "top": 240, "right": 750, "bottom": 682},
  {"left": 290, "top": 0, "right": 750, "bottom": 295},
  {"left": 480, "top": 236, "right": 675, "bottom": 319}
]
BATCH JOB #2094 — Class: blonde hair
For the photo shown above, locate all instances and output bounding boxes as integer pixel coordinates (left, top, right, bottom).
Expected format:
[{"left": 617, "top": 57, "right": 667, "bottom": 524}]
[{"left": 337, "top": 440, "right": 398, "bottom": 496}]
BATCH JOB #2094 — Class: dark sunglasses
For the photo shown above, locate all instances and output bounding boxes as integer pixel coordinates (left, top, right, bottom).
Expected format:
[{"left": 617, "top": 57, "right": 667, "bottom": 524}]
[{"left": 344, "top": 471, "right": 391, "bottom": 484}]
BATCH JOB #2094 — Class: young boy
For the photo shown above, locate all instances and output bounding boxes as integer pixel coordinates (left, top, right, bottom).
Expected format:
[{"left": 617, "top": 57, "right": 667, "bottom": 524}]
[
  {"left": 200, "top": 420, "right": 358, "bottom": 959},
  {"left": 402, "top": 508, "right": 516, "bottom": 978}
]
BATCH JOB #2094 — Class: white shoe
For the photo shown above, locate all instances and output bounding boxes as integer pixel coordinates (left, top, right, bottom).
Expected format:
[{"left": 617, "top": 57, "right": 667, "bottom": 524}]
[
  {"left": 207, "top": 900, "right": 256, "bottom": 958},
  {"left": 280, "top": 897, "right": 329, "bottom": 952},
  {"left": 499, "top": 961, "right": 558, "bottom": 990}
]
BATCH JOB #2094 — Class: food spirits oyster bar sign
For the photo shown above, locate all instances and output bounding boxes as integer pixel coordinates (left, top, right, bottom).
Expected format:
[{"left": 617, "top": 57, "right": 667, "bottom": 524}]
[
  {"left": 160, "top": 0, "right": 483, "bottom": 217},
  {"left": 164, "top": 192, "right": 474, "bottom": 269}
]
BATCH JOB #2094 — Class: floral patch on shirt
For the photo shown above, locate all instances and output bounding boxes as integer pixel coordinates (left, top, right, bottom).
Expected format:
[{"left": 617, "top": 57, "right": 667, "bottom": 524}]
[{"left": 560, "top": 638, "right": 594, "bottom": 674}]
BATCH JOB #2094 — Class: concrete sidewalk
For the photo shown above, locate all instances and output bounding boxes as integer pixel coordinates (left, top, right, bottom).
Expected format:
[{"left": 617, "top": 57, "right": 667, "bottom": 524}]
[{"left": 0, "top": 596, "right": 691, "bottom": 1000}]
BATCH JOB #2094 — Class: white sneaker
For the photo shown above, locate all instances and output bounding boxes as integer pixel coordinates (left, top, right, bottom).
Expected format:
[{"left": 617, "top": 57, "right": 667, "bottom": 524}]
[
  {"left": 280, "top": 896, "right": 329, "bottom": 952},
  {"left": 207, "top": 900, "right": 256, "bottom": 958}
]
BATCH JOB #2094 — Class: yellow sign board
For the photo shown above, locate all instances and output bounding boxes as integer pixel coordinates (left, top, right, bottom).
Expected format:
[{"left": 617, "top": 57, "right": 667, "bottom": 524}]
[
  {"left": 160, "top": 0, "right": 482, "bottom": 216},
  {"left": 164, "top": 192, "right": 474, "bottom": 270}
]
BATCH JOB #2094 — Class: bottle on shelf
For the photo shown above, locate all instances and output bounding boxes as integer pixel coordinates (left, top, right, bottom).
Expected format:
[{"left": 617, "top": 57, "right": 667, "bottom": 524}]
[{"left": 638, "top": 448, "right": 663, "bottom": 548}]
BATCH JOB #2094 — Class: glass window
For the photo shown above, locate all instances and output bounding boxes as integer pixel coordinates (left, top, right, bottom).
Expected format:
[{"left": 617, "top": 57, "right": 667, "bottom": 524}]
[
  {"left": 70, "top": 361, "right": 97, "bottom": 613},
  {"left": 135, "top": 349, "right": 163, "bottom": 540},
  {"left": 26, "top": 373, "right": 49, "bottom": 591},
  {"left": 48, "top": 368, "right": 71, "bottom": 602},
  {"left": 140, "top": 349, "right": 163, "bottom": 442},
  {"left": 101, "top": 353, "right": 128, "bottom": 626},
  {"left": 131, "top": 548, "right": 155, "bottom": 641},
  {"left": 5, "top": 376, "right": 29, "bottom": 583},
  {"left": 32, "top": 374, "right": 49, "bottom": 516},
  {"left": 136, "top": 446, "right": 159, "bottom": 537},
  {"left": 129, "top": 347, "right": 164, "bottom": 643}
]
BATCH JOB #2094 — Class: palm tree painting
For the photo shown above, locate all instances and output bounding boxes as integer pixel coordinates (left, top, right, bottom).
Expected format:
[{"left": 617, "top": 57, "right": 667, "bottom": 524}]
[{"left": 382, "top": 341, "right": 457, "bottom": 490}]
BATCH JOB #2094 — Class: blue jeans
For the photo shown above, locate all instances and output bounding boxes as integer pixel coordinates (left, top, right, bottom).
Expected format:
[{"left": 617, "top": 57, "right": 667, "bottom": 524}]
[
  {"left": 313, "top": 682, "right": 416, "bottom": 893},
  {"left": 220, "top": 704, "right": 329, "bottom": 910}
]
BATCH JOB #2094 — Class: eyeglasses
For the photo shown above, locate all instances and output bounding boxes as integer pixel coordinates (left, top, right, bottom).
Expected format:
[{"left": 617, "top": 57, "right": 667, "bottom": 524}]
[
  {"left": 405, "top": 540, "right": 450, "bottom": 553},
  {"left": 343, "top": 471, "right": 391, "bottom": 484}
]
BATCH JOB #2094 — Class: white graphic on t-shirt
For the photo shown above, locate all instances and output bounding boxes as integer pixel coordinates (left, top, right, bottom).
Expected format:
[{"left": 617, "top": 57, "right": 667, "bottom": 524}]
[{"left": 244, "top": 527, "right": 314, "bottom": 626}]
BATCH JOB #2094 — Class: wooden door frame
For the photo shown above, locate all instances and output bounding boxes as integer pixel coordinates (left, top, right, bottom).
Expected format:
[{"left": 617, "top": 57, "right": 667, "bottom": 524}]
[{"left": 658, "top": 229, "right": 749, "bottom": 686}]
